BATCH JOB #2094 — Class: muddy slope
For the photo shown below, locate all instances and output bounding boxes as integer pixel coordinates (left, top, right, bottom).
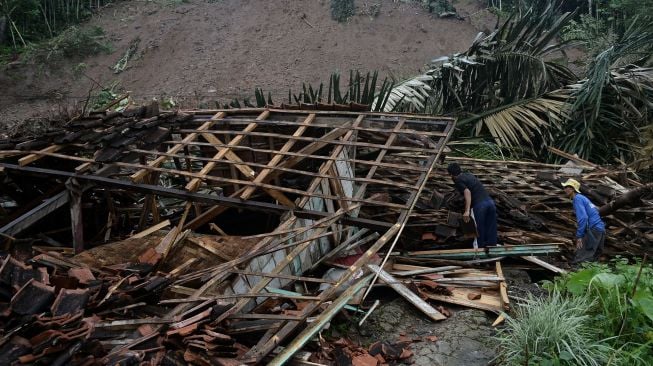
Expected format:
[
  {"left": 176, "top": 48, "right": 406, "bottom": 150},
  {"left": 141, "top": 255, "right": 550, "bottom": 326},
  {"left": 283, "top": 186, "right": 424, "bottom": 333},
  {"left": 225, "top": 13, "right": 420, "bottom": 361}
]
[{"left": 1, "top": 0, "right": 493, "bottom": 128}]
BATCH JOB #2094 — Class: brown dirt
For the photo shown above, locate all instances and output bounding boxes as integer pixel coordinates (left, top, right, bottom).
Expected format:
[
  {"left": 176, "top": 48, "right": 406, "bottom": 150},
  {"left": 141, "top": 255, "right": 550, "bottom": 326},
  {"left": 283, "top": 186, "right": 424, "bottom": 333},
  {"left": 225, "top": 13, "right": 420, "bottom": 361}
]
[{"left": 0, "top": 0, "right": 493, "bottom": 130}]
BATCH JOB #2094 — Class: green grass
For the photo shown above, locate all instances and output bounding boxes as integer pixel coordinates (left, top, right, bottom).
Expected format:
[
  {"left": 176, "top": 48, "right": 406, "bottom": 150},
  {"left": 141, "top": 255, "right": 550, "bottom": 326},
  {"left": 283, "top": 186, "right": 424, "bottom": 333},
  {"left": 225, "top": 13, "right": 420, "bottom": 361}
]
[{"left": 496, "top": 292, "right": 610, "bottom": 366}]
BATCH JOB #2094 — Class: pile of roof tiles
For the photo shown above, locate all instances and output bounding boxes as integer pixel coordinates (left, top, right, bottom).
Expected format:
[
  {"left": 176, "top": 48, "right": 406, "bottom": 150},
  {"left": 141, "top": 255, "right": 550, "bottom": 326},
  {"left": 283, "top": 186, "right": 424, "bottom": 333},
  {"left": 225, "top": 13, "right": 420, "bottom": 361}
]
[{"left": 0, "top": 251, "right": 245, "bottom": 365}]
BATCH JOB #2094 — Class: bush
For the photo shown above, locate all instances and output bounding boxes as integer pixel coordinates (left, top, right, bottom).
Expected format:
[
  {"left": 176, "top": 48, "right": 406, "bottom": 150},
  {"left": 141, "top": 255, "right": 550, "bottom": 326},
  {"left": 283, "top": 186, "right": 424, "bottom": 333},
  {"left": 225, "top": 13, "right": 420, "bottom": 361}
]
[
  {"left": 546, "top": 259, "right": 653, "bottom": 365},
  {"left": 497, "top": 292, "right": 610, "bottom": 365},
  {"left": 331, "top": 0, "right": 355, "bottom": 22},
  {"left": 23, "top": 26, "right": 112, "bottom": 63}
]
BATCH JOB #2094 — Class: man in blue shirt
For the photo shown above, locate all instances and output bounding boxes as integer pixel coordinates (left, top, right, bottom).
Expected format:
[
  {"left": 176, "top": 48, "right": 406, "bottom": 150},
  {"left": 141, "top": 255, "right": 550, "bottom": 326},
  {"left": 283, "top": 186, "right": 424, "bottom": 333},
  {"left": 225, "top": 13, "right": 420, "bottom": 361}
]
[
  {"left": 448, "top": 163, "right": 498, "bottom": 247},
  {"left": 562, "top": 178, "right": 606, "bottom": 263}
]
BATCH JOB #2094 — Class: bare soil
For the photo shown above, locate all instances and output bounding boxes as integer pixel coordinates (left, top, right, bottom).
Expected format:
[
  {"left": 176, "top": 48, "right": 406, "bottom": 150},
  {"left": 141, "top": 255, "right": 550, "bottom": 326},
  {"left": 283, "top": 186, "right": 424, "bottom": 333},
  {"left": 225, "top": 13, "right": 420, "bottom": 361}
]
[{"left": 0, "top": 0, "right": 495, "bottom": 131}]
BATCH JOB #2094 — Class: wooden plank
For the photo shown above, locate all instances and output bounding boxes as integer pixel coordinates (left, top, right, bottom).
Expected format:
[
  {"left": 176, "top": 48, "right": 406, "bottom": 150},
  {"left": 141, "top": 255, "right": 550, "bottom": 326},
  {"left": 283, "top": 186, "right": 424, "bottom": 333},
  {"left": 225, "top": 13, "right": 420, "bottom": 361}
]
[
  {"left": 367, "top": 264, "right": 446, "bottom": 321},
  {"left": 130, "top": 148, "right": 417, "bottom": 190},
  {"left": 130, "top": 111, "right": 227, "bottom": 182},
  {"left": 240, "top": 114, "right": 315, "bottom": 200},
  {"left": 393, "top": 266, "right": 462, "bottom": 277},
  {"left": 130, "top": 220, "right": 171, "bottom": 239},
  {"left": 520, "top": 256, "right": 567, "bottom": 274},
  {"left": 69, "top": 186, "right": 84, "bottom": 254},
  {"left": 496, "top": 261, "right": 510, "bottom": 311},
  {"left": 423, "top": 288, "right": 502, "bottom": 313},
  {"left": 160, "top": 293, "right": 321, "bottom": 304},
  {"left": 18, "top": 144, "right": 63, "bottom": 166},
  {"left": 267, "top": 275, "right": 373, "bottom": 366},
  {"left": 228, "top": 313, "right": 303, "bottom": 321},
  {"left": 74, "top": 162, "right": 93, "bottom": 173},
  {"left": 171, "top": 131, "right": 435, "bottom": 154}
]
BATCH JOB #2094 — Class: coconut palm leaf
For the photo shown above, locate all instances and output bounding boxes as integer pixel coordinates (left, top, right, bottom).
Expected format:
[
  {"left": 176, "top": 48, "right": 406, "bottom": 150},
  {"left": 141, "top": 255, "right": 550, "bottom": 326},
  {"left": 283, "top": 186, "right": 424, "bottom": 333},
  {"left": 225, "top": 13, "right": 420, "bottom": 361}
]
[
  {"left": 377, "top": 2, "right": 576, "bottom": 125},
  {"left": 459, "top": 89, "right": 571, "bottom": 148}
]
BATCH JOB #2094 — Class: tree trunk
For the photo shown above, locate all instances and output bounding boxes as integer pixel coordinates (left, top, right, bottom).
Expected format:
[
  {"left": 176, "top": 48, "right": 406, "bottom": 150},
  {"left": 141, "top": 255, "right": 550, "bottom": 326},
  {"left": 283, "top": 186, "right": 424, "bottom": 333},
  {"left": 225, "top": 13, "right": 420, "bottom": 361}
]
[
  {"left": 599, "top": 183, "right": 653, "bottom": 216},
  {"left": 0, "top": 16, "right": 7, "bottom": 45}
]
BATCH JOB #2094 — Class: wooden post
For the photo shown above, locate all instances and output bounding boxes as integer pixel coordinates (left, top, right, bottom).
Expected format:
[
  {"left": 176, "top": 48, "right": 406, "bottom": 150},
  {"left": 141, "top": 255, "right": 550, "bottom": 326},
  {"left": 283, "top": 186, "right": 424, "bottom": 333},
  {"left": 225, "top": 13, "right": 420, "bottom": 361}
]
[{"left": 67, "top": 179, "right": 84, "bottom": 254}]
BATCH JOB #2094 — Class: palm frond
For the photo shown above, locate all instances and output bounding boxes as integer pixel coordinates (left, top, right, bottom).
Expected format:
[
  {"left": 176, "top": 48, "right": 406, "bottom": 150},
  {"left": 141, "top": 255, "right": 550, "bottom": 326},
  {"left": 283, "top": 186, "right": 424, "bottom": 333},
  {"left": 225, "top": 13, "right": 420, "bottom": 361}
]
[{"left": 460, "top": 90, "right": 571, "bottom": 148}]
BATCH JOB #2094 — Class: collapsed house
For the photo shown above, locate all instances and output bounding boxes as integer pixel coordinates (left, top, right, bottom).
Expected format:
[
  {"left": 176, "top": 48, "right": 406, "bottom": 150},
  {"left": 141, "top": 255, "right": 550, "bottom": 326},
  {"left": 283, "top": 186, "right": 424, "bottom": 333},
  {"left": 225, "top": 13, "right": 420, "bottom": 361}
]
[{"left": 0, "top": 106, "right": 651, "bottom": 365}]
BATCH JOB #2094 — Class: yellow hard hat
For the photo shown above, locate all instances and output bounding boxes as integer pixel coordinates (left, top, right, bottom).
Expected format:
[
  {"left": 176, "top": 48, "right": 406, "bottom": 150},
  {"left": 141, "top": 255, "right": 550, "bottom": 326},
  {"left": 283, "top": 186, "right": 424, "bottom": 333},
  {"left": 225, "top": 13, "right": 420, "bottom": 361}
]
[{"left": 562, "top": 178, "right": 581, "bottom": 193}]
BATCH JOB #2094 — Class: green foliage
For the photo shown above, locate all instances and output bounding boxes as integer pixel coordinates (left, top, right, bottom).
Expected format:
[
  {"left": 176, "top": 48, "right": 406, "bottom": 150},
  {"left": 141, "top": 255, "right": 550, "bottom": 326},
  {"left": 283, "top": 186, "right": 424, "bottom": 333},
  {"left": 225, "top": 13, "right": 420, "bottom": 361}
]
[
  {"left": 376, "top": 2, "right": 653, "bottom": 169},
  {"left": 496, "top": 292, "right": 610, "bottom": 365},
  {"left": 562, "top": 14, "right": 617, "bottom": 56},
  {"left": 22, "top": 25, "right": 111, "bottom": 63},
  {"left": 378, "top": 3, "right": 577, "bottom": 148},
  {"left": 541, "top": 259, "right": 653, "bottom": 365},
  {"left": 113, "top": 37, "right": 140, "bottom": 74},
  {"left": 448, "top": 140, "right": 527, "bottom": 161},
  {"left": 231, "top": 71, "right": 395, "bottom": 112},
  {"left": 1, "top": 0, "right": 116, "bottom": 48},
  {"left": 331, "top": 0, "right": 355, "bottom": 22},
  {"left": 427, "top": 0, "right": 456, "bottom": 15},
  {"left": 90, "top": 83, "right": 119, "bottom": 110},
  {"left": 21, "top": 25, "right": 111, "bottom": 64}
]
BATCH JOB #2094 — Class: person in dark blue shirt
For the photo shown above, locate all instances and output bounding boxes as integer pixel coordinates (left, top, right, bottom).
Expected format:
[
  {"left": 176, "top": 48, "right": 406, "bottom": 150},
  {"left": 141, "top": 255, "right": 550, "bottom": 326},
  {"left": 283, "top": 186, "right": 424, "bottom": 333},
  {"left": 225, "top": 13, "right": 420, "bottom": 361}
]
[
  {"left": 448, "top": 163, "right": 498, "bottom": 247},
  {"left": 562, "top": 178, "right": 606, "bottom": 263}
]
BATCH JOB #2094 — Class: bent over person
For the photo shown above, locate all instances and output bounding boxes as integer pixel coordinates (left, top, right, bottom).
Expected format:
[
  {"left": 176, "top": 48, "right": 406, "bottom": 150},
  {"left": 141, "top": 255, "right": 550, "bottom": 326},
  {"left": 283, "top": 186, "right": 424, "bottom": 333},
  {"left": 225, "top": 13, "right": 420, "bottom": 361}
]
[
  {"left": 562, "top": 178, "right": 606, "bottom": 263},
  {"left": 447, "top": 163, "right": 498, "bottom": 247}
]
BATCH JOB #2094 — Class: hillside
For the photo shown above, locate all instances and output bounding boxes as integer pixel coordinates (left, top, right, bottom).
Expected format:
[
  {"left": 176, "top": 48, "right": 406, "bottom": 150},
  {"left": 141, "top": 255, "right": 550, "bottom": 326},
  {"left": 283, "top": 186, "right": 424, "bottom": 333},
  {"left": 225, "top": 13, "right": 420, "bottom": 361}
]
[{"left": 0, "top": 0, "right": 492, "bottom": 129}]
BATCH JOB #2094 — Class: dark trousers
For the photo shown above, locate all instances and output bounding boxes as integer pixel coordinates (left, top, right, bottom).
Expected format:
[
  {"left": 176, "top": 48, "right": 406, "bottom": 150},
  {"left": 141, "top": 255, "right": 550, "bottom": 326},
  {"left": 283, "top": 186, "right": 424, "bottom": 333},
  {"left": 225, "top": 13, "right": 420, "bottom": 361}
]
[
  {"left": 474, "top": 198, "right": 498, "bottom": 248},
  {"left": 573, "top": 228, "right": 605, "bottom": 263}
]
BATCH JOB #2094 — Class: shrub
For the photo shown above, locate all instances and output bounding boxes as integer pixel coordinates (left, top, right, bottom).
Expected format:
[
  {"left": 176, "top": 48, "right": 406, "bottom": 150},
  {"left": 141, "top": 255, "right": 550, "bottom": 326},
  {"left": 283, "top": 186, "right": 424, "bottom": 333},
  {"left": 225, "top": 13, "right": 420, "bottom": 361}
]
[
  {"left": 331, "top": 0, "right": 355, "bottom": 22},
  {"left": 496, "top": 292, "right": 610, "bottom": 365},
  {"left": 546, "top": 259, "right": 653, "bottom": 365},
  {"left": 23, "top": 25, "right": 112, "bottom": 63}
]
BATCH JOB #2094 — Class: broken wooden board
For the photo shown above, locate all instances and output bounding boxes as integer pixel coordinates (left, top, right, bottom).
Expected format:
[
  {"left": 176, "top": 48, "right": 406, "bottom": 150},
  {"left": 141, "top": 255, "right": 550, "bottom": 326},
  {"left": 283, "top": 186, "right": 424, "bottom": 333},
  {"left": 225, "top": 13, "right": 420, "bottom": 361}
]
[
  {"left": 423, "top": 287, "right": 503, "bottom": 313},
  {"left": 367, "top": 264, "right": 446, "bottom": 321}
]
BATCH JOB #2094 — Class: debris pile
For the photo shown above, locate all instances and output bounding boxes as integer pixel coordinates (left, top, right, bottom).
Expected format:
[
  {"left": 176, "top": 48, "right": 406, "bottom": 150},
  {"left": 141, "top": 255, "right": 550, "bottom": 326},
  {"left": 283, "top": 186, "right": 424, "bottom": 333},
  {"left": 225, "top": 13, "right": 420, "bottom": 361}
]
[{"left": 0, "top": 106, "right": 650, "bottom": 365}]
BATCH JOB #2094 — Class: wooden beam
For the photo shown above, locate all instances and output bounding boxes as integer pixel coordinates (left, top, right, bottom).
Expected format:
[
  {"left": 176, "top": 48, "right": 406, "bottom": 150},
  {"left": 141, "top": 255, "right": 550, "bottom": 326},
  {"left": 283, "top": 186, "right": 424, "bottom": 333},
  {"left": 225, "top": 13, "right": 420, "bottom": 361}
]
[
  {"left": 239, "top": 113, "right": 315, "bottom": 200},
  {"left": 496, "top": 261, "right": 510, "bottom": 311},
  {"left": 423, "top": 288, "right": 502, "bottom": 313},
  {"left": 18, "top": 144, "right": 64, "bottom": 166},
  {"left": 130, "top": 111, "right": 227, "bottom": 182},
  {"left": 520, "top": 256, "right": 567, "bottom": 274},
  {"left": 69, "top": 185, "right": 84, "bottom": 254},
  {"left": 367, "top": 264, "right": 446, "bottom": 321},
  {"left": 0, "top": 162, "right": 394, "bottom": 231},
  {"left": 130, "top": 220, "right": 171, "bottom": 239},
  {"left": 267, "top": 275, "right": 373, "bottom": 366}
]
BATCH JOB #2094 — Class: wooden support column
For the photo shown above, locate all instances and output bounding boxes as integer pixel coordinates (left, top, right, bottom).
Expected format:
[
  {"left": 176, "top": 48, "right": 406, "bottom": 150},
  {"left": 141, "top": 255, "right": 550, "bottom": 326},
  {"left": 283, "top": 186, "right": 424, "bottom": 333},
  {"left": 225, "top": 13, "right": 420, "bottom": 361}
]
[{"left": 67, "top": 179, "right": 84, "bottom": 254}]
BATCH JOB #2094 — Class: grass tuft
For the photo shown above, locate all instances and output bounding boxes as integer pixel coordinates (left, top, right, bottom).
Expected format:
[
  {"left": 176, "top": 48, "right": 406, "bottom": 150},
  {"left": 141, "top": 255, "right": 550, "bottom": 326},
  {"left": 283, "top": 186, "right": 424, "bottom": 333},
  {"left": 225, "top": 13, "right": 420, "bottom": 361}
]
[{"left": 496, "top": 292, "right": 609, "bottom": 366}]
